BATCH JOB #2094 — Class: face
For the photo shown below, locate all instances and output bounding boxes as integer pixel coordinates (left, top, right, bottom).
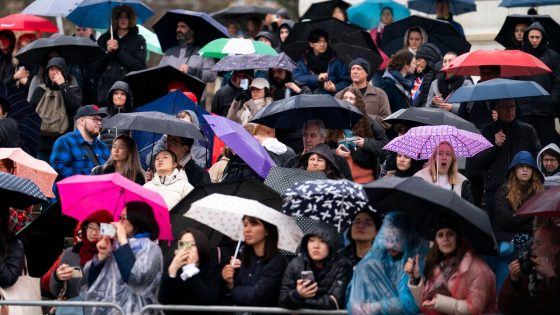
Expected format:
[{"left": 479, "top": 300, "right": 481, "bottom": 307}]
[
  {"left": 250, "top": 86, "right": 265, "bottom": 99},
  {"left": 415, "top": 58, "right": 427, "bottom": 73},
  {"left": 442, "top": 53, "right": 457, "bottom": 67},
  {"left": 497, "top": 100, "right": 516, "bottom": 123},
  {"left": 528, "top": 29, "right": 543, "bottom": 48},
  {"left": 243, "top": 217, "right": 267, "bottom": 247},
  {"left": 351, "top": 212, "right": 378, "bottom": 243},
  {"left": 302, "top": 123, "right": 325, "bottom": 152},
  {"left": 307, "top": 235, "right": 329, "bottom": 262},
  {"left": 112, "top": 90, "right": 126, "bottom": 108},
  {"left": 279, "top": 28, "right": 290, "bottom": 42},
  {"left": 532, "top": 228, "right": 560, "bottom": 259},
  {"left": 436, "top": 143, "right": 453, "bottom": 175},
  {"left": 404, "top": 58, "right": 416, "bottom": 75},
  {"left": 178, "top": 233, "right": 199, "bottom": 263},
  {"left": 515, "top": 164, "right": 533, "bottom": 183},
  {"left": 81, "top": 116, "right": 103, "bottom": 137},
  {"left": 350, "top": 65, "right": 368, "bottom": 84},
  {"left": 176, "top": 21, "right": 194, "bottom": 42},
  {"left": 342, "top": 91, "right": 356, "bottom": 105},
  {"left": 119, "top": 207, "right": 134, "bottom": 236},
  {"left": 48, "top": 66, "right": 62, "bottom": 81},
  {"left": 309, "top": 37, "right": 328, "bottom": 55},
  {"left": 396, "top": 154, "right": 412, "bottom": 171},
  {"left": 232, "top": 72, "right": 251, "bottom": 87},
  {"left": 227, "top": 23, "right": 238, "bottom": 37},
  {"left": 332, "top": 7, "right": 346, "bottom": 21},
  {"left": 85, "top": 222, "right": 101, "bottom": 243},
  {"left": 542, "top": 153, "right": 559, "bottom": 173},
  {"left": 75, "top": 27, "right": 93, "bottom": 38},
  {"left": 384, "top": 228, "right": 404, "bottom": 257},
  {"left": 166, "top": 136, "right": 189, "bottom": 159},
  {"left": 0, "top": 160, "right": 13, "bottom": 174},
  {"left": 257, "top": 37, "right": 272, "bottom": 46},
  {"left": 435, "top": 228, "right": 457, "bottom": 255},
  {"left": 0, "top": 106, "right": 6, "bottom": 118},
  {"left": 0, "top": 36, "right": 11, "bottom": 51},
  {"left": 381, "top": 8, "right": 393, "bottom": 25},
  {"left": 479, "top": 67, "right": 499, "bottom": 82},
  {"left": 154, "top": 151, "right": 177, "bottom": 173},
  {"left": 436, "top": 0, "right": 449, "bottom": 16},
  {"left": 117, "top": 11, "right": 130, "bottom": 30},
  {"left": 408, "top": 31, "right": 423, "bottom": 50},
  {"left": 271, "top": 68, "right": 287, "bottom": 82},
  {"left": 307, "top": 153, "right": 327, "bottom": 172},
  {"left": 111, "top": 138, "right": 129, "bottom": 162},
  {"left": 514, "top": 23, "right": 528, "bottom": 42}
]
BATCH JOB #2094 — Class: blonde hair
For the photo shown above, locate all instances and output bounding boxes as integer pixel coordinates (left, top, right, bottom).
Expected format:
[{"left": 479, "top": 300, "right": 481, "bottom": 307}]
[
  {"left": 252, "top": 124, "right": 275, "bottom": 138},
  {"left": 428, "top": 141, "right": 459, "bottom": 185},
  {"left": 506, "top": 168, "right": 544, "bottom": 211}
]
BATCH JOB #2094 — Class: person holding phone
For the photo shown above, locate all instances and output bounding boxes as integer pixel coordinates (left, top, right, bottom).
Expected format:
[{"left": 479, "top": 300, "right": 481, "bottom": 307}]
[{"left": 279, "top": 222, "right": 352, "bottom": 310}]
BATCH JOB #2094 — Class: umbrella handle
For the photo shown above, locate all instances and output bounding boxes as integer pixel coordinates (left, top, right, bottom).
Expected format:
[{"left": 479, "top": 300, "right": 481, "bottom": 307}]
[{"left": 232, "top": 238, "right": 242, "bottom": 266}]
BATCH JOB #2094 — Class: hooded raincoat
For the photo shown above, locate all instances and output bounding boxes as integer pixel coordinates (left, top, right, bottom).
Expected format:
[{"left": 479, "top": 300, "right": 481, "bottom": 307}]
[{"left": 100, "top": 81, "right": 133, "bottom": 146}]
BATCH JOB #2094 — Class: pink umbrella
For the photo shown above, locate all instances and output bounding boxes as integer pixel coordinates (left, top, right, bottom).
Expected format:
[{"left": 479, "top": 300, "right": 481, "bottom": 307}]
[
  {"left": 57, "top": 173, "right": 172, "bottom": 240},
  {"left": 383, "top": 125, "right": 493, "bottom": 160},
  {"left": 0, "top": 147, "right": 57, "bottom": 198}
]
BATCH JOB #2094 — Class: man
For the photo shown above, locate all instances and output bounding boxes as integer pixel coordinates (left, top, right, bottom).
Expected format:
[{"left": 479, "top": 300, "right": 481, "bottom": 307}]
[
  {"left": 159, "top": 18, "right": 216, "bottom": 84},
  {"left": 211, "top": 70, "right": 253, "bottom": 117},
  {"left": 335, "top": 58, "right": 391, "bottom": 129},
  {"left": 436, "top": 0, "right": 464, "bottom": 37},
  {"left": 537, "top": 143, "right": 560, "bottom": 177},
  {"left": 164, "top": 135, "right": 210, "bottom": 187},
  {"left": 50, "top": 105, "right": 110, "bottom": 180}
]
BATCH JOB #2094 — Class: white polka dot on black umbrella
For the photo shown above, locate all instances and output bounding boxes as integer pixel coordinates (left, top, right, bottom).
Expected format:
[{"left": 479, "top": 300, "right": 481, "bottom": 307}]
[
  {"left": 264, "top": 167, "right": 327, "bottom": 195},
  {"left": 0, "top": 172, "right": 46, "bottom": 207}
]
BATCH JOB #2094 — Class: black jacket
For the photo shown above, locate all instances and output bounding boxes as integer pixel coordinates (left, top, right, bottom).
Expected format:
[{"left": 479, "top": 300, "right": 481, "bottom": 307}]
[
  {"left": 100, "top": 81, "right": 133, "bottom": 146},
  {"left": 493, "top": 184, "right": 534, "bottom": 242},
  {"left": 221, "top": 155, "right": 262, "bottom": 183},
  {"left": 211, "top": 80, "right": 239, "bottom": 117},
  {"left": 0, "top": 237, "right": 25, "bottom": 288},
  {"left": 283, "top": 150, "right": 353, "bottom": 181},
  {"left": 184, "top": 159, "right": 211, "bottom": 187}
]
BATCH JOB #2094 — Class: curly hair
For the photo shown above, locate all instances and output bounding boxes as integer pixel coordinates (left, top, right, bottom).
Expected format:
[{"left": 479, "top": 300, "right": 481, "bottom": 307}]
[
  {"left": 506, "top": 168, "right": 544, "bottom": 211},
  {"left": 328, "top": 87, "right": 374, "bottom": 144}
]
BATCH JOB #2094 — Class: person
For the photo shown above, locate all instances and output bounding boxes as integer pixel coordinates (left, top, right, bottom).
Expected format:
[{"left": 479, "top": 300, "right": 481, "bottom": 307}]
[
  {"left": 370, "top": 7, "right": 394, "bottom": 87},
  {"left": 252, "top": 123, "right": 296, "bottom": 166},
  {"left": 279, "top": 222, "right": 353, "bottom": 310},
  {"left": 221, "top": 216, "right": 288, "bottom": 307},
  {"left": 0, "top": 203, "right": 25, "bottom": 296},
  {"left": 292, "top": 29, "right": 350, "bottom": 95},
  {"left": 0, "top": 158, "right": 32, "bottom": 232},
  {"left": 226, "top": 21, "right": 243, "bottom": 38},
  {"left": 268, "top": 67, "right": 311, "bottom": 101},
  {"left": 0, "top": 99, "right": 19, "bottom": 149},
  {"left": 381, "top": 153, "right": 424, "bottom": 178},
  {"left": 7, "top": 33, "right": 38, "bottom": 94},
  {"left": 208, "top": 147, "right": 232, "bottom": 183},
  {"left": 0, "top": 30, "right": 16, "bottom": 83},
  {"left": 50, "top": 105, "right": 110, "bottom": 180},
  {"left": 71, "top": 25, "right": 98, "bottom": 105},
  {"left": 245, "top": 16, "right": 262, "bottom": 39},
  {"left": 426, "top": 51, "right": 472, "bottom": 112},
  {"left": 159, "top": 18, "right": 216, "bottom": 84},
  {"left": 143, "top": 150, "right": 193, "bottom": 209},
  {"left": 83, "top": 201, "right": 163, "bottom": 315},
  {"left": 412, "top": 43, "right": 441, "bottom": 108},
  {"left": 100, "top": 81, "right": 133, "bottom": 147},
  {"left": 507, "top": 22, "right": 529, "bottom": 50},
  {"left": 406, "top": 214, "right": 497, "bottom": 315},
  {"left": 164, "top": 135, "right": 210, "bottom": 187},
  {"left": 344, "top": 210, "right": 382, "bottom": 266},
  {"left": 227, "top": 78, "right": 273, "bottom": 125},
  {"left": 211, "top": 69, "right": 253, "bottom": 117},
  {"left": 537, "top": 143, "right": 560, "bottom": 177},
  {"left": 404, "top": 27, "right": 428, "bottom": 55},
  {"left": 94, "top": 5, "right": 146, "bottom": 105},
  {"left": 498, "top": 223, "right": 560, "bottom": 314},
  {"left": 382, "top": 49, "right": 416, "bottom": 114},
  {"left": 436, "top": 0, "right": 465, "bottom": 37},
  {"left": 91, "top": 135, "right": 145, "bottom": 185},
  {"left": 255, "top": 31, "right": 279, "bottom": 50},
  {"left": 346, "top": 211, "right": 427, "bottom": 315},
  {"left": 301, "top": 143, "right": 343, "bottom": 179},
  {"left": 331, "top": 3, "right": 348, "bottom": 22},
  {"left": 277, "top": 20, "right": 294, "bottom": 44},
  {"left": 159, "top": 229, "right": 222, "bottom": 314}
]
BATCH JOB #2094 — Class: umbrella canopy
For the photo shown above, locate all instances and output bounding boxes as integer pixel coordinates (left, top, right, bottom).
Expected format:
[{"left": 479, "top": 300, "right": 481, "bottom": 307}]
[
  {"left": 199, "top": 38, "right": 278, "bottom": 59},
  {"left": 381, "top": 15, "right": 471, "bottom": 56},
  {"left": 22, "top": 0, "right": 80, "bottom": 17},
  {"left": 186, "top": 193, "right": 303, "bottom": 252},
  {"left": 123, "top": 65, "right": 206, "bottom": 106},
  {"left": 517, "top": 186, "right": 560, "bottom": 217},
  {"left": 442, "top": 49, "right": 551, "bottom": 77},
  {"left": 0, "top": 148, "right": 57, "bottom": 198},
  {"left": 347, "top": 0, "right": 410, "bottom": 30},
  {"left": 447, "top": 78, "right": 550, "bottom": 103},
  {"left": 0, "top": 14, "right": 58, "bottom": 33},
  {"left": 66, "top": 0, "right": 154, "bottom": 29},
  {"left": 250, "top": 94, "right": 365, "bottom": 129},
  {"left": 212, "top": 53, "right": 297, "bottom": 72},
  {"left": 407, "top": 0, "right": 476, "bottom": 15},
  {"left": 153, "top": 9, "right": 229, "bottom": 53},
  {"left": 281, "top": 18, "right": 383, "bottom": 71},
  {"left": 203, "top": 115, "right": 276, "bottom": 179},
  {"left": 210, "top": 5, "right": 277, "bottom": 29},
  {"left": 104, "top": 111, "right": 205, "bottom": 141},
  {"left": 264, "top": 166, "right": 327, "bottom": 195},
  {"left": 364, "top": 176, "right": 497, "bottom": 255},
  {"left": 383, "top": 107, "right": 480, "bottom": 134},
  {"left": 494, "top": 14, "right": 560, "bottom": 53},
  {"left": 0, "top": 172, "right": 47, "bottom": 209},
  {"left": 57, "top": 173, "right": 172, "bottom": 240},
  {"left": 301, "top": 0, "right": 351, "bottom": 21},
  {"left": 383, "top": 125, "right": 493, "bottom": 159},
  {"left": 16, "top": 35, "right": 104, "bottom": 66},
  {"left": 499, "top": 0, "right": 560, "bottom": 7},
  {"left": 137, "top": 25, "right": 162, "bottom": 55}
]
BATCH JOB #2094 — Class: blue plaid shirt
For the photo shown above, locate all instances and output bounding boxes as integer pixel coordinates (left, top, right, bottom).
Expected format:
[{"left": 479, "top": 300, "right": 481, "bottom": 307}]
[{"left": 50, "top": 130, "right": 110, "bottom": 180}]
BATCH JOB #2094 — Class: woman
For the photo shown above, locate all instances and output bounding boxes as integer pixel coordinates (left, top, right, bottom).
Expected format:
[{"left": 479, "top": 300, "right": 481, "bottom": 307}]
[
  {"left": 277, "top": 20, "right": 294, "bottom": 44},
  {"left": 412, "top": 43, "right": 441, "bottom": 108},
  {"left": 426, "top": 51, "right": 472, "bottom": 112},
  {"left": 83, "top": 201, "right": 163, "bottom": 315},
  {"left": 369, "top": 7, "right": 394, "bottom": 87},
  {"left": 221, "top": 216, "right": 287, "bottom": 307},
  {"left": 159, "top": 229, "right": 222, "bottom": 314},
  {"left": 8, "top": 33, "right": 38, "bottom": 92},
  {"left": 404, "top": 27, "right": 428, "bottom": 54},
  {"left": 100, "top": 81, "right": 133, "bottom": 146},
  {"left": 143, "top": 150, "right": 193, "bottom": 209},
  {"left": 406, "top": 214, "right": 497, "bottom": 315},
  {"left": 344, "top": 210, "right": 382, "bottom": 266},
  {"left": 301, "top": 143, "right": 343, "bottom": 179},
  {"left": 92, "top": 135, "right": 145, "bottom": 185},
  {"left": 382, "top": 49, "right": 416, "bottom": 113},
  {"left": 381, "top": 153, "right": 424, "bottom": 178},
  {"left": 227, "top": 78, "right": 273, "bottom": 125}
]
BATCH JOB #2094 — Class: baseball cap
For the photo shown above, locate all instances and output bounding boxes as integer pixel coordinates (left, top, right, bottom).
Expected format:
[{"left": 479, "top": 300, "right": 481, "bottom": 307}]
[{"left": 75, "top": 105, "right": 107, "bottom": 119}]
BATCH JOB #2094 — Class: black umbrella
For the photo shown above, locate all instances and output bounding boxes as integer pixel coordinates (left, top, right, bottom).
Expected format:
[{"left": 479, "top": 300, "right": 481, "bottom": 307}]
[
  {"left": 495, "top": 14, "right": 560, "bottom": 53},
  {"left": 301, "top": 0, "right": 351, "bottom": 21},
  {"left": 123, "top": 65, "right": 206, "bottom": 106},
  {"left": 363, "top": 176, "right": 497, "bottom": 255},
  {"left": 383, "top": 107, "right": 480, "bottom": 134},
  {"left": 211, "top": 5, "right": 277, "bottom": 30},
  {"left": 153, "top": 9, "right": 229, "bottom": 53},
  {"left": 281, "top": 17, "right": 383, "bottom": 70},
  {"left": 381, "top": 15, "right": 471, "bottom": 56},
  {"left": 250, "top": 93, "right": 364, "bottom": 129},
  {"left": 0, "top": 172, "right": 47, "bottom": 209},
  {"left": 15, "top": 35, "right": 104, "bottom": 66}
]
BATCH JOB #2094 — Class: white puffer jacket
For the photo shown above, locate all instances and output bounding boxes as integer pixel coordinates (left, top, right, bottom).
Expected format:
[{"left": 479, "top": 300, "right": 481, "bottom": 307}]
[{"left": 143, "top": 168, "right": 193, "bottom": 209}]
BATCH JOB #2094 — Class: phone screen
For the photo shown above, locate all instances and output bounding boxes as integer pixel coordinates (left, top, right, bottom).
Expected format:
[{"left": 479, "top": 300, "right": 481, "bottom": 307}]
[{"left": 240, "top": 79, "right": 249, "bottom": 90}]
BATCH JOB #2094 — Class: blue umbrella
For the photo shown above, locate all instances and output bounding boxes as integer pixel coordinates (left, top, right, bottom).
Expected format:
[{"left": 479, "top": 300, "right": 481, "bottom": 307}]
[
  {"left": 447, "top": 78, "right": 550, "bottom": 103},
  {"left": 347, "top": 0, "right": 410, "bottom": 30},
  {"left": 66, "top": 0, "right": 154, "bottom": 29},
  {"left": 22, "top": 0, "right": 80, "bottom": 17},
  {"left": 499, "top": 0, "right": 560, "bottom": 7},
  {"left": 408, "top": 0, "right": 476, "bottom": 15}
]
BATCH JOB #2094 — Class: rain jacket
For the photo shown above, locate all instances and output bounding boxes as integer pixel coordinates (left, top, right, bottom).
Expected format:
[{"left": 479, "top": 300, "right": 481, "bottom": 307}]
[
  {"left": 279, "top": 223, "right": 353, "bottom": 310},
  {"left": 292, "top": 48, "right": 350, "bottom": 95},
  {"left": 143, "top": 168, "right": 194, "bottom": 209},
  {"left": 159, "top": 42, "right": 216, "bottom": 83},
  {"left": 100, "top": 81, "right": 133, "bottom": 147},
  {"left": 426, "top": 78, "right": 472, "bottom": 114},
  {"left": 537, "top": 143, "right": 560, "bottom": 177}
]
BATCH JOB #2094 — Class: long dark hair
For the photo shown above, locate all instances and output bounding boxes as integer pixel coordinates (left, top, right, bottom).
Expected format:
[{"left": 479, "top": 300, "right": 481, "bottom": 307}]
[
  {"left": 125, "top": 201, "right": 159, "bottom": 240},
  {"left": 241, "top": 216, "right": 279, "bottom": 265},
  {"left": 105, "top": 135, "right": 144, "bottom": 181},
  {"left": 423, "top": 229, "right": 470, "bottom": 280},
  {"left": 177, "top": 228, "right": 212, "bottom": 267}
]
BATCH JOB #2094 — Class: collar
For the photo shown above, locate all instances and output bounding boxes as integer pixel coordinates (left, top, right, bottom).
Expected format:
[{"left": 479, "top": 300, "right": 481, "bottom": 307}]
[
  {"left": 179, "top": 152, "right": 192, "bottom": 167},
  {"left": 74, "top": 129, "right": 96, "bottom": 145}
]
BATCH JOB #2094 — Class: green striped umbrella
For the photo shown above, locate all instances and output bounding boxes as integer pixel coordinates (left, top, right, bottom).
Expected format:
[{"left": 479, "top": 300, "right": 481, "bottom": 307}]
[{"left": 199, "top": 38, "right": 278, "bottom": 59}]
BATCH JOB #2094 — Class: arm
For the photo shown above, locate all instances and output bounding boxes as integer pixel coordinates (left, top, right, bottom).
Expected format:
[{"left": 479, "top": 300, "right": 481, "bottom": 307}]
[
  {"left": 113, "top": 244, "right": 136, "bottom": 283},
  {"left": 86, "top": 256, "right": 106, "bottom": 286},
  {"left": 198, "top": 56, "right": 217, "bottom": 83},
  {"left": 278, "top": 259, "right": 304, "bottom": 309},
  {"left": 231, "top": 256, "right": 286, "bottom": 306},
  {"left": 361, "top": 120, "right": 389, "bottom": 157},
  {"left": 330, "top": 60, "right": 350, "bottom": 92},
  {"left": 0, "top": 239, "right": 24, "bottom": 287},
  {"left": 473, "top": 127, "right": 500, "bottom": 169},
  {"left": 292, "top": 61, "right": 320, "bottom": 89},
  {"left": 60, "top": 83, "right": 82, "bottom": 112},
  {"left": 50, "top": 138, "right": 75, "bottom": 180},
  {"left": 302, "top": 258, "right": 353, "bottom": 310},
  {"left": 114, "top": 36, "right": 147, "bottom": 71},
  {"left": 426, "top": 80, "right": 438, "bottom": 108},
  {"left": 407, "top": 278, "right": 425, "bottom": 308}
]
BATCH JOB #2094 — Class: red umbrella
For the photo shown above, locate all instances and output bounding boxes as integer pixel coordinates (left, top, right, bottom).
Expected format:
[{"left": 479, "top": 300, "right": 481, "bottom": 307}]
[
  {"left": 441, "top": 49, "right": 551, "bottom": 77},
  {"left": 0, "top": 14, "right": 58, "bottom": 33},
  {"left": 517, "top": 186, "right": 560, "bottom": 217}
]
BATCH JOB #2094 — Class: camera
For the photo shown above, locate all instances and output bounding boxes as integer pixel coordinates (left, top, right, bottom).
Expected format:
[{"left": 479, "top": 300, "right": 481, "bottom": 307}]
[{"left": 518, "top": 247, "right": 535, "bottom": 276}]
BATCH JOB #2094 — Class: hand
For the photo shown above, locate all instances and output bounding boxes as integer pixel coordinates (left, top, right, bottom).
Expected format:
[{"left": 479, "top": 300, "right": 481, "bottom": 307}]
[
  {"left": 405, "top": 255, "right": 421, "bottom": 279},
  {"left": 353, "top": 136, "right": 365, "bottom": 148},
  {"left": 56, "top": 263, "right": 73, "bottom": 281},
  {"left": 52, "top": 72, "right": 65, "bottom": 86},
  {"left": 234, "top": 89, "right": 250, "bottom": 102},
  {"left": 495, "top": 130, "right": 506, "bottom": 147},
  {"left": 422, "top": 297, "right": 437, "bottom": 310},
  {"left": 317, "top": 73, "right": 328, "bottom": 82},
  {"left": 532, "top": 256, "right": 556, "bottom": 279},
  {"left": 285, "top": 82, "right": 301, "bottom": 94},
  {"left": 169, "top": 249, "right": 190, "bottom": 277},
  {"left": 107, "top": 39, "right": 119, "bottom": 52},
  {"left": 221, "top": 257, "right": 241, "bottom": 289},
  {"left": 336, "top": 144, "right": 351, "bottom": 158},
  {"left": 145, "top": 169, "right": 153, "bottom": 182},
  {"left": 508, "top": 259, "right": 522, "bottom": 282},
  {"left": 438, "top": 102, "right": 453, "bottom": 112},
  {"left": 296, "top": 279, "right": 318, "bottom": 298},
  {"left": 432, "top": 94, "right": 444, "bottom": 105},
  {"left": 14, "top": 68, "right": 29, "bottom": 80},
  {"left": 96, "top": 236, "right": 113, "bottom": 260},
  {"left": 323, "top": 80, "right": 336, "bottom": 92},
  {"left": 179, "top": 64, "right": 189, "bottom": 73},
  {"left": 491, "top": 110, "right": 498, "bottom": 122}
]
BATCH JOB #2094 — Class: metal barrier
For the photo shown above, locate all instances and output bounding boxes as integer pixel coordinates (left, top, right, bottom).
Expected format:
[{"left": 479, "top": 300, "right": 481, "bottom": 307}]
[
  {"left": 140, "top": 304, "right": 348, "bottom": 314},
  {"left": 0, "top": 300, "right": 125, "bottom": 315}
]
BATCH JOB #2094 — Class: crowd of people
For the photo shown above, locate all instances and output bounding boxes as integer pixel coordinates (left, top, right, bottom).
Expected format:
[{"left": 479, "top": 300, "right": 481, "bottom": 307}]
[{"left": 1, "top": 0, "right": 560, "bottom": 314}]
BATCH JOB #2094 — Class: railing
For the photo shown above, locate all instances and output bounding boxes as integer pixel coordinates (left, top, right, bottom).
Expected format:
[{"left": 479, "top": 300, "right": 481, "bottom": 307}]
[
  {"left": 0, "top": 300, "right": 125, "bottom": 315},
  {"left": 139, "top": 305, "right": 348, "bottom": 314}
]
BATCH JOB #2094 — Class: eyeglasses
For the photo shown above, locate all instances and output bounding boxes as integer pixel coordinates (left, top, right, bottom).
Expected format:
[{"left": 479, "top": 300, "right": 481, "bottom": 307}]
[
  {"left": 86, "top": 116, "right": 103, "bottom": 123},
  {"left": 119, "top": 214, "right": 128, "bottom": 222},
  {"left": 86, "top": 224, "right": 100, "bottom": 233},
  {"left": 352, "top": 219, "right": 374, "bottom": 227}
]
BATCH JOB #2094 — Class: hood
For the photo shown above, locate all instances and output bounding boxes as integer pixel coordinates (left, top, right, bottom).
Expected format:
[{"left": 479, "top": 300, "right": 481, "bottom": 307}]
[
  {"left": 255, "top": 31, "right": 279, "bottom": 49},
  {"left": 508, "top": 150, "right": 544, "bottom": 183},
  {"left": 106, "top": 81, "right": 133, "bottom": 115},
  {"left": 151, "top": 168, "right": 188, "bottom": 186},
  {"left": 44, "top": 57, "right": 70, "bottom": 84},
  {"left": 302, "top": 143, "right": 339, "bottom": 173},
  {"left": 262, "top": 137, "right": 288, "bottom": 155},
  {"left": 300, "top": 222, "right": 340, "bottom": 260},
  {"left": 403, "top": 26, "right": 428, "bottom": 51},
  {"left": 278, "top": 20, "right": 295, "bottom": 32},
  {"left": 522, "top": 21, "right": 548, "bottom": 56},
  {"left": 178, "top": 109, "right": 200, "bottom": 127},
  {"left": 81, "top": 209, "right": 113, "bottom": 235},
  {"left": 537, "top": 143, "right": 560, "bottom": 176},
  {"left": 415, "top": 43, "right": 441, "bottom": 69}
]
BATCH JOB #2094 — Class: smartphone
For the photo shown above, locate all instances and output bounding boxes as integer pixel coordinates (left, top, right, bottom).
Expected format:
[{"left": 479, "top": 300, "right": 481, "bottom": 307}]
[
  {"left": 71, "top": 267, "right": 83, "bottom": 278},
  {"left": 301, "top": 270, "right": 315, "bottom": 283},
  {"left": 178, "top": 240, "right": 192, "bottom": 251},
  {"left": 240, "top": 79, "right": 249, "bottom": 90},
  {"left": 100, "top": 223, "right": 116, "bottom": 238},
  {"left": 63, "top": 237, "right": 75, "bottom": 248}
]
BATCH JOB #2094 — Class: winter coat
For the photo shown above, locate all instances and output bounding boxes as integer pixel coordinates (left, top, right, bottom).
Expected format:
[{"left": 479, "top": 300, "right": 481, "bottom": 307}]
[
  {"left": 183, "top": 159, "right": 211, "bottom": 187},
  {"left": 279, "top": 224, "right": 352, "bottom": 310},
  {"left": 292, "top": 50, "right": 350, "bottom": 95},
  {"left": 159, "top": 42, "right": 216, "bottom": 83},
  {"left": 100, "top": 81, "right": 133, "bottom": 147},
  {"left": 221, "top": 154, "right": 262, "bottom": 183},
  {"left": 284, "top": 150, "right": 353, "bottom": 181},
  {"left": 0, "top": 237, "right": 24, "bottom": 288},
  {"left": 335, "top": 84, "right": 391, "bottom": 129},
  {"left": 94, "top": 27, "right": 146, "bottom": 105},
  {"left": 211, "top": 80, "right": 239, "bottom": 117},
  {"left": 91, "top": 163, "right": 145, "bottom": 185},
  {"left": 426, "top": 78, "right": 472, "bottom": 114},
  {"left": 493, "top": 184, "right": 535, "bottom": 242},
  {"left": 537, "top": 143, "right": 560, "bottom": 177},
  {"left": 413, "top": 43, "right": 441, "bottom": 107},
  {"left": 49, "top": 245, "right": 83, "bottom": 299},
  {"left": 227, "top": 96, "right": 273, "bottom": 125},
  {"left": 382, "top": 70, "right": 412, "bottom": 113},
  {"left": 143, "top": 168, "right": 194, "bottom": 209},
  {"left": 414, "top": 167, "right": 473, "bottom": 202}
]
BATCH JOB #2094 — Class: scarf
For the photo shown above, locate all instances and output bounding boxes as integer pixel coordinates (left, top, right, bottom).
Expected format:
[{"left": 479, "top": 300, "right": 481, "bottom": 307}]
[
  {"left": 79, "top": 239, "right": 98, "bottom": 266},
  {"left": 306, "top": 47, "right": 332, "bottom": 74},
  {"left": 437, "top": 72, "right": 466, "bottom": 99},
  {"left": 388, "top": 70, "right": 414, "bottom": 91},
  {"left": 424, "top": 257, "right": 456, "bottom": 300}
]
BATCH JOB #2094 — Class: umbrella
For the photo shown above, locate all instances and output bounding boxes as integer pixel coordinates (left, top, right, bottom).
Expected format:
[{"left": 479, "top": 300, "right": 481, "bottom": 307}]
[
  {"left": 499, "top": 0, "right": 560, "bottom": 7},
  {"left": 363, "top": 176, "right": 497, "bottom": 255},
  {"left": 281, "top": 18, "right": 383, "bottom": 71},
  {"left": 153, "top": 9, "right": 229, "bottom": 53},
  {"left": 16, "top": 35, "right": 104, "bottom": 66},
  {"left": 381, "top": 15, "right": 471, "bottom": 56},
  {"left": 104, "top": 111, "right": 206, "bottom": 141},
  {"left": 494, "top": 14, "right": 560, "bottom": 53},
  {"left": 22, "top": 0, "right": 80, "bottom": 17},
  {"left": 383, "top": 125, "right": 493, "bottom": 159},
  {"left": 447, "top": 78, "right": 550, "bottom": 103},
  {"left": 199, "top": 38, "right": 278, "bottom": 59},
  {"left": 186, "top": 193, "right": 303, "bottom": 253},
  {"left": 212, "top": 53, "right": 297, "bottom": 72},
  {"left": 123, "top": 65, "right": 206, "bottom": 106},
  {"left": 0, "top": 172, "right": 47, "bottom": 209},
  {"left": 347, "top": 0, "right": 410, "bottom": 30},
  {"left": 407, "top": 0, "right": 476, "bottom": 15},
  {"left": 383, "top": 107, "right": 480, "bottom": 134},
  {"left": 0, "top": 148, "right": 57, "bottom": 198},
  {"left": 137, "top": 25, "right": 162, "bottom": 55},
  {"left": 203, "top": 115, "right": 276, "bottom": 179},
  {"left": 301, "top": 0, "right": 351, "bottom": 21},
  {"left": 0, "top": 14, "right": 58, "bottom": 33},
  {"left": 517, "top": 186, "right": 560, "bottom": 217},
  {"left": 264, "top": 166, "right": 327, "bottom": 195},
  {"left": 282, "top": 179, "right": 371, "bottom": 232},
  {"left": 56, "top": 173, "right": 172, "bottom": 240},
  {"left": 250, "top": 94, "right": 365, "bottom": 129},
  {"left": 66, "top": 0, "right": 154, "bottom": 29},
  {"left": 210, "top": 5, "right": 277, "bottom": 29}
]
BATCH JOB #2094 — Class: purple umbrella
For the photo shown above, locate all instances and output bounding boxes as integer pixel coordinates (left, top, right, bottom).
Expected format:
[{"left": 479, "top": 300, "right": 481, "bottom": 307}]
[
  {"left": 203, "top": 115, "right": 276, "bottom": 178},
  {"left": 383, "top": 125, "right": 492, "bottom": 160}
]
